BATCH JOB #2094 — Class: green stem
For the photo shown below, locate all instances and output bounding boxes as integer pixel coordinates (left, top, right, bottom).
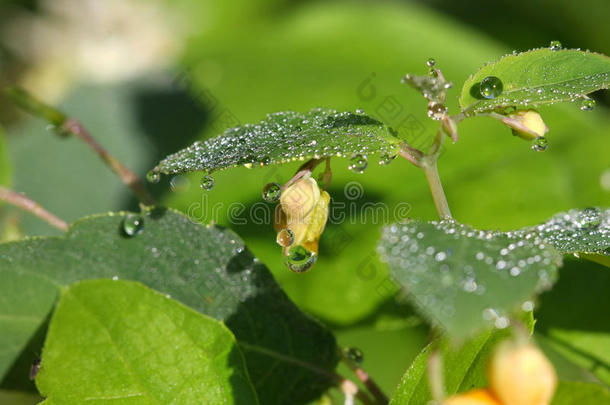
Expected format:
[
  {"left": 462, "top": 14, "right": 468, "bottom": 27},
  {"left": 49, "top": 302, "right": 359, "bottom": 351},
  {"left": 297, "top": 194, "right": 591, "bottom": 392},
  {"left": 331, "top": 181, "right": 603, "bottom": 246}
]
[
  {"left": 5, "top": 87, "right": 155, "bottom": 206},
  {"left": 422, "top": 158, "right": 451, "bottom": 219}
]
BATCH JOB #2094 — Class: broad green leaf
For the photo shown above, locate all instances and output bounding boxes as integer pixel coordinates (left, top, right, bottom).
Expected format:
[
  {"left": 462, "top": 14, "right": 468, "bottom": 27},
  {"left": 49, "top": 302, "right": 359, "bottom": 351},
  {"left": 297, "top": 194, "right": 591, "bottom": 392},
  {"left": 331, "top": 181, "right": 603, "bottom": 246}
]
[
  {"left": 536, "top": 258, "right": 610, "bottom": 385},
  {"left": 390, "top": 315, "right": 534, "bottom": 404},
  {"left": 517, "top": 207, "right": 609, "bottom": 267},
  {"left": 0, "top": 208, "right": 338, "bottom": 405},
  {"left": 36, "top": 280, "right": 258, "bottom": 405},
  {"left": 378, "top": 220, "right": 561, "bottom": 339},
  {"left": 151, "top": 109, "right": 401, "bottom": 176},
  {"left": 0, "top": 272, "right": 57, "bottom": 379},
  {"left": 459, "top": 48, "right": 610, "bottom": 113},
  {"left": 551, "top": 381, "right": 610, "bottom": 405}
]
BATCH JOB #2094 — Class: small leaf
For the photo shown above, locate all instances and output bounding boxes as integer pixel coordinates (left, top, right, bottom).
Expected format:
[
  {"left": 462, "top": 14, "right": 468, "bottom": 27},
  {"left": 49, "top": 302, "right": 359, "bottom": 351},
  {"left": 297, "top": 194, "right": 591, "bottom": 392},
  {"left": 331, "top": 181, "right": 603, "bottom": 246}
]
[
  {"left": 391, "top": 315, "right": 534, "bottom": 404},
  {"left": 151, "top": 109, "right": 401, "bottom": 176},
  {"left": 402, "top": 71, "right": 452, "bottom": 103},
  {"left": 517, "top": 207, "right": 610, "bottom": 266},
  {"left": 36, "top": 279, "right": 258, "bottom": 404},
  {"left": 0, "top": 208, "right": 338, "bottom": 405},
  {"left": 378, "top": 220, "right": 561, "bottom": 339},
  {"left": 459, "top": 48, "right": 610, "bottom": 113}
]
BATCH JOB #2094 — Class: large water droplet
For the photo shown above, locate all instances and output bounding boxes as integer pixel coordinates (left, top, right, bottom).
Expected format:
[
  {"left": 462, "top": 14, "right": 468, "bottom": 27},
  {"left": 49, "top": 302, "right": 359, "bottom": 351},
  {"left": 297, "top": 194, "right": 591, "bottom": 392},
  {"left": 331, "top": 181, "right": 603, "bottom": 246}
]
[
  {"left": 549, "top": 40, "right": 562, "bottom": 51},
  {"left": 345, "top": 347, "right": 364, "bottom": 364},
  {"left": 146, "top": 171, "right": 160, "bottom": 184},
  {"left": 122, "top": 214, "right": 144, "bottom": 237},
  {"left": 348, "top": 154, "right": 368, "bottom": 174},
  {"left": 580, "top": 98, "right": 596, "bottom": 111},
  {"left": 262, "top": 182, "right": 282, "bottom": 203},
  {"left": 285, "top": 245, "right": 316, "bottom": 273},
  {"left": 276, "top": 229, "right": 295, "bottom": 247},
  {"left": 426, "top": 58, "right": 436, "bottom": 67},
  {"left": 532, "top": 136, "right": 548, "bottom": 152},
  {"left": 200, "top": 174, "right": 215, "bottom": 190},
  {"left": 479, "top": 76, "right": 503, "bottom": 99},
  {"left": 379, "top": 153, "right": 396, "bottom": 166}
]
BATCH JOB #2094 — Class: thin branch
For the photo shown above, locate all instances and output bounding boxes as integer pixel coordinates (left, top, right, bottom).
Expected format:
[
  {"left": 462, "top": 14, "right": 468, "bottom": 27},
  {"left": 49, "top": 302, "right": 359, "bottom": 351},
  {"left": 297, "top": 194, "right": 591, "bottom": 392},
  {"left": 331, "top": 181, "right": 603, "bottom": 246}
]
[
  {"left": 5, "top": 87, "right": 155, "bottom": 206},
  {"left": 398, "top": 143, "right": 424, "bottom": 167},
  {"left": 0, "top": 186, "right": 68, "bottom": 231},
  {"left": 421, "top": 159, "right": 452, "bottom": 219},
  {"left": 340, "top": 348, "right": 389, "bottom": 405}
]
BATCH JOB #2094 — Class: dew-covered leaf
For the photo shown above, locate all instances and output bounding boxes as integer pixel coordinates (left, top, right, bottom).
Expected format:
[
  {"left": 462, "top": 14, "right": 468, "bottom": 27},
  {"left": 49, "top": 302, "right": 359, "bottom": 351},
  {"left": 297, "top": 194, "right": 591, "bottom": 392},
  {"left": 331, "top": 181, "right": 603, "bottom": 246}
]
[
  {"left": 378, "top": 220, "right": 561, "bottom": 339},
  {"left": 151, "top": 109, "right": 401, "bottom": 176},
  {"left": 391, "top": 314, "right": 534, "bottom": 404},
  {"left": 459, "top": 48, "right": 610, "bottom": 114},
  {"left": 36, "top": 280, "right": 258, "bottom": 405},
  {"left": 0, "top": 208, "right": 338, "bottom": 405},
  {"left": 516, "top": 207, "right": 609, "bottom": 267}
]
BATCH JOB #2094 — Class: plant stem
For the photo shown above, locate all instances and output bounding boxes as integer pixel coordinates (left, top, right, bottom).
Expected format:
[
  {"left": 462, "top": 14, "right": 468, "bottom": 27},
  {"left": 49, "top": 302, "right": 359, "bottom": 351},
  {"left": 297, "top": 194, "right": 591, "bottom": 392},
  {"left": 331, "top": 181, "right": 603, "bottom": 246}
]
[
  {"left": 5, "top": 87, "right": 155, "bottom": 206},
  {"left": 421, "top": 159, "right": 451, "bottom": 219},
  {"left": 0, "top": 186, "right": 68, "bottom": 231},
  {"left": 340, "top": 348, "right": 389, "bottom": 404},
  {"left": 61, "top": 119, "right": 155, "bottom": 205},
  {"left": 282, "top": 158, "right": 323, "bottom": 190},
  {"left": 427, "top": 349, "right": 445, "bottom": 403}
]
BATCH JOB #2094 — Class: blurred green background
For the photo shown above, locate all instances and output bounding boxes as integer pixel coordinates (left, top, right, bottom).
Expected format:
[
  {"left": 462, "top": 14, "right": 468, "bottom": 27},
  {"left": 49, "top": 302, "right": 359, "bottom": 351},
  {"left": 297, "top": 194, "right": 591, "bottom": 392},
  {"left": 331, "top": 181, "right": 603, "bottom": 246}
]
[{"left": 0, "top": 0, "right": 608, "bottom": 403}]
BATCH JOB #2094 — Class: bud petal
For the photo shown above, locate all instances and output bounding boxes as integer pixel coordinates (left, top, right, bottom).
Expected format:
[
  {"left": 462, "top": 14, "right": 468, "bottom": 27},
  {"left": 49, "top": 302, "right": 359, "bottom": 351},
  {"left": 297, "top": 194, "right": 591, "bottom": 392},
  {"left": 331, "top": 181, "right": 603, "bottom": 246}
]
[
  {"left": 488, "top": 341, "right": 557, "bottom": 405},
  {"left": 501, "top": 110, "right": 549, "bottom": 140},
  {"left": 444, "top": 389, "right": 502, "bottom": 405}
]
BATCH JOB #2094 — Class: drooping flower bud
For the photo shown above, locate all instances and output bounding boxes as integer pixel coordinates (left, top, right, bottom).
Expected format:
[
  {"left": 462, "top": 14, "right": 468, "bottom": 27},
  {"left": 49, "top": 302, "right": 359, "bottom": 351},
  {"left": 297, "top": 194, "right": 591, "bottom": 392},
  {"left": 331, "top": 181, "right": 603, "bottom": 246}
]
[
  {"left": 274, "top": 176, "right": 330, "bottom": 272},
  {"left": 487, "top": 341, "right": 557, "bottom": 405},
  {"left": 501, "top": 110, "right": 549, "bottom": 141},
  {"left": 444, "top": 389, "right": 502, "bottom": 405}
]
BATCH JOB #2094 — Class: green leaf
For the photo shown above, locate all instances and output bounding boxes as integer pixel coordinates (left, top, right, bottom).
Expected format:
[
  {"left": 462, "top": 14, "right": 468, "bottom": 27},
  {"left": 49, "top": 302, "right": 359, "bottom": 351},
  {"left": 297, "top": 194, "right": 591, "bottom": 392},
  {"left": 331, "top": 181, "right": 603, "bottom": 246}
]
[
  {"left": 151, "top": 109, "right": 401, "bottom": 176},
  {"left": 390, "top": 315, "right": 534, "bottom": 404},
  {"left": 459, "top": 48, "right": 610, "bottom": 113},
  {"left": 378, "top": 220, "right": 561, "bottom": 339},
  {"left": 36, "top": 279, "right": 258, "bottom": 405},
  {"left": 536, "top": 258, "right": 610, "bottom": 385},
  {"left": 0, "top": 208, "right": 338, "bottom": 405},
  {"left": 0, "top": 272, "right": 57, "bottom": 379},
  {"left": 551, "top": 381, "right": 610, "bottom": 405},
  {"left": 518, "top": 207, "right": 609, "bottom": 267}
]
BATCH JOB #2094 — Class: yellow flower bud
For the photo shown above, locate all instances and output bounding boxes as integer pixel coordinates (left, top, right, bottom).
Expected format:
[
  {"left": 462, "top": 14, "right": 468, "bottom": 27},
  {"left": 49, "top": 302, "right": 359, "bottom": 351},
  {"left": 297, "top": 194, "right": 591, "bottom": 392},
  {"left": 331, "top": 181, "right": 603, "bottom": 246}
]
[
  {"left": 488, "top": 341, "right": 557, "bottom": 405},
  {"left": 274, "top": 176, "right": 330, "bottom": 272},
  {"left": 444, "top": 389, "right": 502, "bottom": 405},
  {"left": 501, "top": 110, "right": 549, "bottom": 141}
]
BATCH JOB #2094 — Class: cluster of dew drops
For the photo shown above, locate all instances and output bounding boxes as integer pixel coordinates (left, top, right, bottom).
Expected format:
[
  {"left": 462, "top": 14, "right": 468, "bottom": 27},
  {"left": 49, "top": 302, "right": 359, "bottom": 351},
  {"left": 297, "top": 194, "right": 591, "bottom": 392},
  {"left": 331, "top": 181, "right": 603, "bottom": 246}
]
[{"left": 473, "top": 40, "right": 598, "bottom": 153}]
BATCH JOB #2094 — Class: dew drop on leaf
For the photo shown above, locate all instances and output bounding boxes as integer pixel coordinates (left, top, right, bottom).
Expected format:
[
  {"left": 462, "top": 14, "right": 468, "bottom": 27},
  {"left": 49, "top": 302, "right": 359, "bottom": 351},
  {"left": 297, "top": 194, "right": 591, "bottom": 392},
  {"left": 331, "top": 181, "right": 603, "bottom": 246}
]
[
  {"left": 379, "top": 153, "right": 396, "bottom": 165},
  {"left": 122, "top": 214, "right": 144, "bottom": 237},
  {"left": 577, "top": 207, "right": 602, "bottom": 230},
  {"left": 200, "top": 174, "right": 215, "bottom": 190},
  {"left": 580, "top": 98, "right": 596, "bottom": 111},
  {"left": 345, "top": 347, "right": 364, "bottom": 364},
  {"left": 479, "top": 76, "right": 503, "bottom": 99},
  {"left": 426, "top": 58, "right": 436, "bottom": 67},
  {"left": 348, "top": 154, "right": 368, "bottom": 174},
  {"left": 549, "top": 40, "right": 562, "bottom": 51},
  {"left": 285, "top": 245, "right": 317, "bottom": 273},
  {"left": 276, "top": 229, "right": 295, "bottom": 247},
  {"left": 146, "top": 170, "right": 160, "bottom": 184},
  {"left": 262, "top": 182, "right": 282, "bottom": 203},
  {"left": 531, "top": 136, "right": 549, "bottom": 152}
]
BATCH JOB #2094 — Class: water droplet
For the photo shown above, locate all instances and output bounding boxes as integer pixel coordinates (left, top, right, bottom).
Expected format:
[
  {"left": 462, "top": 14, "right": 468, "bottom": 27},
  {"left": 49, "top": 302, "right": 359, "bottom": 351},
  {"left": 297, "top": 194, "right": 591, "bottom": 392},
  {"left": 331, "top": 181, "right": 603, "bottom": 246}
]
[
  {"left": 428, "top": 68, "right": 439, "bottom": 78},
  {"left": 348, "top": 154, "right": 368, "bottom": 174},
  {"left": 426, "top": 58, "right": 436, "bottom": 67},
  {"left": 122, "top": 214, "right": 143, "bottom": 237},
  {"left": 479, "top": 76, "right": 503, "bottom": 99},
  {"left": 549, "top": 40, "right": 562, "bottom": 51},
  {"left": 285, "top": 245, "right": 316, "bottom": 273},
  {"left": 200, "top": 174, "right": 215, "bottom": 190},
  {"left": 146, "top": 171, "right": 160, "bottom": 184},
  {"left": 578, "top": 207, "right": 602, "bottom": 230},
  {"left": 427, "top": 102, "right": 447, "bottom": 120},
  {"left": 276, "top": 229, "right": 295, "bottom": 247},
  {"left": 379, "top": 153, "right": 396, "bottom": 165},
  {"left": 532, "top": 136, "right": 548, "bottom": 152},
  {"left": 345, "top": 347, "right": 364, "bottom": 364},
  {"left": 262, "top": 182, "right": 282, "bottom": 203},
  {"left": 580, "top": 98, "right": 596, "bottom": 111},
  {"left": 356, "top": 108, "right": 366, "bottom": 114}
]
